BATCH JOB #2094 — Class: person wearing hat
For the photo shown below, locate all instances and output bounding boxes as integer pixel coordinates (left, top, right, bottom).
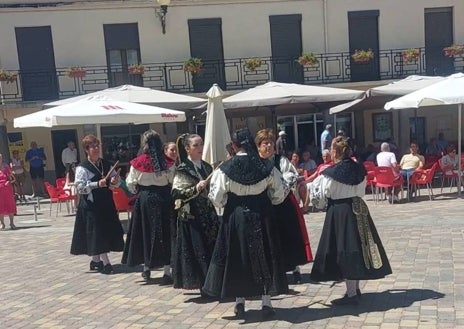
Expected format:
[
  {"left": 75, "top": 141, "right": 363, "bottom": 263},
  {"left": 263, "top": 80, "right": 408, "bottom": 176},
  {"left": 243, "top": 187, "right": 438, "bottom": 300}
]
[
  {"left": 320, "top": 124, "right": 333, "bottom": 153},
  {"left": 276, "top": 130, "right": 288, "bottom": 156}
]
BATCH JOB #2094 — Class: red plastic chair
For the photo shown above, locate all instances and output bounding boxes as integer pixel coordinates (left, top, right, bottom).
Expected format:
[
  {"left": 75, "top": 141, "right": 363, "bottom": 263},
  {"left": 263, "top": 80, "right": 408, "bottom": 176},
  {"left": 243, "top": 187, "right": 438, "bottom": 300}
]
[
  {"left": 410, "top": 162, "right": 439, "bottom": 200},
  {"left": 112, "top": 187, "right": 135, "bottom": 220},
  {"left": 363, "top": 161, "right": 376, "bottom": 172},
  {"left": 363, "top": 161, "right": 377, "bottom": 201},
  {"left": 56, "top": 178, "right": 66, "bottom": 190},
  {"left": 44, "top": 182, "right": 76, "bottom": 216},
  {"left": 374, "top": 166, "right": 404, "bottom": 204},
  {"left": 438, "top": 158, "right": 459, "bottom": 192}
]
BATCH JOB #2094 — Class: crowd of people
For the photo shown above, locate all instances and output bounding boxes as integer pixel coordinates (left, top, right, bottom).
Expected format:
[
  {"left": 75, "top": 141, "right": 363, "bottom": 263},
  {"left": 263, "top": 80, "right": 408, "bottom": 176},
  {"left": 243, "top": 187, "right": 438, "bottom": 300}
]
[
  {"left": 0, "top": 124, "right": 395, "bottom": 316},
  {"left": 67, "top": 127, "right": 392, "bottom": 319}
]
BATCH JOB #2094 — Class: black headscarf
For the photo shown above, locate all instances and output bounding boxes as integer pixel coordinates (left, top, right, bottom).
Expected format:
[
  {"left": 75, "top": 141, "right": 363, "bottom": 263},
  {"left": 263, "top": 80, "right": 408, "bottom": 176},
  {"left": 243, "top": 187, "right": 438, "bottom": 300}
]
[
  {"left": 220, "top": 128, "right": 273, "bottom": 185},
  {"left": 146, "top": 134, "right": 167, "bottom": 173}
]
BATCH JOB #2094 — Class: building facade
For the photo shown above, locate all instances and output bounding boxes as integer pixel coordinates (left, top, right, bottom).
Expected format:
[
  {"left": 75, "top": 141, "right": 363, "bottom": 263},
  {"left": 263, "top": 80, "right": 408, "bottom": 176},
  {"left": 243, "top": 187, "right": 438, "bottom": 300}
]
[{"left": 0, "top": 0, "right": 463, "bottom": 182}]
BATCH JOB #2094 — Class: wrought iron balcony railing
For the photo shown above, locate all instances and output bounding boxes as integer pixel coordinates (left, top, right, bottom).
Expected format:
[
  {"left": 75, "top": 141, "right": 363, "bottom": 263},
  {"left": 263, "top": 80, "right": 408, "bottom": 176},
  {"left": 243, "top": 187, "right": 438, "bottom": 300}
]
[{"left": 0, "top": 47, "right": 462, "bottom": 104}]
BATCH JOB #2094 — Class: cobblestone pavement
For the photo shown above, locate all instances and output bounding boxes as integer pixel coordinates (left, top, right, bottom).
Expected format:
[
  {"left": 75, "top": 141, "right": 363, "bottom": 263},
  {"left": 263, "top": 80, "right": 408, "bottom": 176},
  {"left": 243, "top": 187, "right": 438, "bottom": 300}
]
[{"left": 1, "top": 188, "right": 463, "bottom": 328}]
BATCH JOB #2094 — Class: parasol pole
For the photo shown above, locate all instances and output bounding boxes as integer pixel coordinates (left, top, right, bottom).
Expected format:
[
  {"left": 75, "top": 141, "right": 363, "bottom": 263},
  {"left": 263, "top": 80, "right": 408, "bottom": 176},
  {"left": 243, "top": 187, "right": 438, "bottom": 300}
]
[
  {"left": 96, "top": 123, "right": 102, "bottom": 157},
  {"left": 458, "top": 104, "right": 462, "bottom": 197}
]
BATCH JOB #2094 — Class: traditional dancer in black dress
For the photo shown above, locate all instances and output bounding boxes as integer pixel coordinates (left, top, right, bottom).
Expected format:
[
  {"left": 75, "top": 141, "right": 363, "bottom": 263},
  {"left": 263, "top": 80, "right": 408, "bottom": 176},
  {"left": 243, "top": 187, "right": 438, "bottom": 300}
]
[
  {"left": 255, "top": 129, "right": 313, "bottom": 284},
  {"left": 121, "top": 130, "right": 176, "bottom": 283},
  {"left": 202, "top": 128, "right": 288, "bottom": 319},
  {"left": 171, "top": 134, "right": 219, "bottom": 293},
  {"left": 309, "top": 136, "right": 392, "bottom": 305},
  {"left": 70, "top": 135, "right": 124, "bottom": 274}
]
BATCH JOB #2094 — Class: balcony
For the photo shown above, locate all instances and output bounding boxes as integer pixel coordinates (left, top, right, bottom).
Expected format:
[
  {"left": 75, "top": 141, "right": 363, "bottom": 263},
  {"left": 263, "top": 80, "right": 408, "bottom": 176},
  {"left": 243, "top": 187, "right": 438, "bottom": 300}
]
[{"left": 0, "top": 47, "right": 463, "bottom": 104}]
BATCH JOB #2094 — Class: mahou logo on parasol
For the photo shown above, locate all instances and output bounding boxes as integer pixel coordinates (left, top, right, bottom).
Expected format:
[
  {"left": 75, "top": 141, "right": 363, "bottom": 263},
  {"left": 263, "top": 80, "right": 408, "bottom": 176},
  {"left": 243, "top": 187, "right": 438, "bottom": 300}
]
[
  {"left": 161, "top": 113, "right": 179, "bottom": 120},
  {"left": 102, "top": 105, "right": 124, "bottom": 110}
]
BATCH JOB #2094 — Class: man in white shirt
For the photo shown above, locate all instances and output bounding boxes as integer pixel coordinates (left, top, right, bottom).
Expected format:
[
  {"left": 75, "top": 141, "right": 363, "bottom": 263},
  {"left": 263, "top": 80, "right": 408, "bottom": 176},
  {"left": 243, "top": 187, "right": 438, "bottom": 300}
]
[
  {"left": 376, "top": 142, "right": 401, "bottom": 202},
  {"left": 62, "top": 141, "right": 78, "bottom": 174}
]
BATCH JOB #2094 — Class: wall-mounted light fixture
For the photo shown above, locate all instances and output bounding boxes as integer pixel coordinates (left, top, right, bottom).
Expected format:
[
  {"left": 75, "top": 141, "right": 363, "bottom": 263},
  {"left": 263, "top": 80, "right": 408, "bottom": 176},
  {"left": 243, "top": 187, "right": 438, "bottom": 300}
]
[{"left": 155, "top": 0, "right": 171, "bottom": 34}]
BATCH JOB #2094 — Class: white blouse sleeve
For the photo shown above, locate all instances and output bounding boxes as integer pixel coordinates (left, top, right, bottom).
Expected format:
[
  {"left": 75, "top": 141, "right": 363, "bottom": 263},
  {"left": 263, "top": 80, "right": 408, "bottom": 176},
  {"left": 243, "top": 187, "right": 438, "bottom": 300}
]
[
  {"left": 208, "top": 169, "right": 229, "bottom": 208},
  {"left": 279, "top": 156, "right": 299, "bottom": 187},
  {"left": 309, "top": 175, "right": 331, "bottom": 209},
  {"left": 125, "top": 166, "right": 140, "bottom": 194},
  {"left": 74, "top": 166, "right": 99, "bottom": 195},
  {"left": 266, "top": 167, "right": 287, "bottom": 205}
]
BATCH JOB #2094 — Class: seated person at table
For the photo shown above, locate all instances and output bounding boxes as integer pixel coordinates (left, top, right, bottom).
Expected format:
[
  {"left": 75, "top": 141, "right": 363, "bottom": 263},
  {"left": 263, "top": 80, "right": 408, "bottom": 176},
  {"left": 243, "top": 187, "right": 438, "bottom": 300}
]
[
  {"left": 300, "top": 149, "right": 333, "bottom": 213},
  {"left": 400, "top": 142, "right": 425, "bottom": 197},
  {"left": 441, "top": 145, "right": 463, "bottom": 179},
  {"left": 298, "top": 150, "right": 317, "bottom": 177},
  {"left": 377, "top": 142, "right": 401, "bottom": 202}
]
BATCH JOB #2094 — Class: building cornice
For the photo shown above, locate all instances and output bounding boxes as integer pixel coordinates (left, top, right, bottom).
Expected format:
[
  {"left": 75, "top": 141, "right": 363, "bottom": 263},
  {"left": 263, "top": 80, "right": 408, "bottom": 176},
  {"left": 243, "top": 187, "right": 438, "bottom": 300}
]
[{"left": 0, "top": 0, "right": 308, "bottom": 12}]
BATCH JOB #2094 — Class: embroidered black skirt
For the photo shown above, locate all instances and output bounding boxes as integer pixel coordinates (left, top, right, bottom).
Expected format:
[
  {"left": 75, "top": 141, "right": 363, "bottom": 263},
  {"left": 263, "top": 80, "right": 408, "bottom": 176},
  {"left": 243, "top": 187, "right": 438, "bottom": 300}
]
[
  {"left": 310, "top": 198, "right": 392, "bottom": 282},
  {"left": 173, "top": 210, "right": 218, "bottom": 290},
  {"left": 202, "top": 192, "right": 288, "bottom": 299},
  {"left": 121, "top": 185, "right": 175, "bottom": 268},
  {"left": 71, "top": 188, "right": 124, "bottom": 256}
]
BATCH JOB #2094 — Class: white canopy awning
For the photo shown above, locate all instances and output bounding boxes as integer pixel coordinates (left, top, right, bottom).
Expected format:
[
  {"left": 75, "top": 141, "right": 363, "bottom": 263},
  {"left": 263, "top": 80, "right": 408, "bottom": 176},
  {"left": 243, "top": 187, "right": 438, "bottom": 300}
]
[
  {"left": 15, "top": 96, "right": 186, "bottom": 128},
  {"left": 223, "top": 81, "right": 364, "bottom": 109},
  {"left": 330, "top": 75, "right": 446, "bottom": 114},
  {"left": 44, "top": 84, "right": 206, "bottom": 110}
]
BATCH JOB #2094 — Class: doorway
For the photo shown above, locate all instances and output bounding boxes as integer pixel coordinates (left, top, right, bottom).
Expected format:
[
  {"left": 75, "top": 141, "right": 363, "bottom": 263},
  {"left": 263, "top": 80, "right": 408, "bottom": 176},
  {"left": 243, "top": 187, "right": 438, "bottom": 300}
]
[
  {"left": 348, "top": 10, "right": 380, "bottom": 82},
  {"left": 269, "top": 14, "right": 303, "bottom": 84},
  {"left": 409, "top": 116, "right": 426, "bottom": 152},
  {"left": 103, "top": 23, "right": 143, "bottom": 87},
  {"left": 188, "top": 18, "right": 226, "bottom": 92},
  {"left": 15, "top": 26, "right": 59, "bottom": 101},
  {"left": 51, "top": 129, "right": 79, "bottom": 179},
  {"left": 424, "top": 7, "right": 454, "bottom": 76}
]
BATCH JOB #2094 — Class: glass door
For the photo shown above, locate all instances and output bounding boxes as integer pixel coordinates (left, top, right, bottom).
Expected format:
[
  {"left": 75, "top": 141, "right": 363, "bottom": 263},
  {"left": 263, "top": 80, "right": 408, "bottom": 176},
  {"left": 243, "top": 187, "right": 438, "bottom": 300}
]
[{"left": 108, "top": 49, "right": 142, "bottom": 87}]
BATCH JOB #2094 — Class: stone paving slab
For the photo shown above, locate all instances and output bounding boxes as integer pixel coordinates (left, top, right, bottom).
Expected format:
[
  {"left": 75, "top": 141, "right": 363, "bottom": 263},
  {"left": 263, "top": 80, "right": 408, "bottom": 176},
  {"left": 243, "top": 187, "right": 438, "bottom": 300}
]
[{"left": 0, "top": 187, "right": 463, "bottom": 328}]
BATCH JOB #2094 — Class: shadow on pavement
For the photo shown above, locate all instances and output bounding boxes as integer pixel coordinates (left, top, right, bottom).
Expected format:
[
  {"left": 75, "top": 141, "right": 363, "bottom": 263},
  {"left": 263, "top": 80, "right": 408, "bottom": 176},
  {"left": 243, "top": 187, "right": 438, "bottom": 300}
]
[
  {"left": 233, "top": 289, "right": 444, "bottom": 324},
  {"left": 111, "top": 264, "right": 143, "bottom": 273},
  {"left": 7, "top": 225, "right": 51, "bottom": 230}
]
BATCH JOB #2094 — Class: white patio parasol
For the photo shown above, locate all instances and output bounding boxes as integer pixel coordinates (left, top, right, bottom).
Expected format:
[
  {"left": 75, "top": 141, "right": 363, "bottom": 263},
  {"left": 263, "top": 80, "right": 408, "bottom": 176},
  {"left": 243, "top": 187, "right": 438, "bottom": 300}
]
[
  {"left": 384, "top": 73, "right": 464, "bottom": 196},
  {"left": 15, "top": 96, "right": 186, "bottom": 127},
  {"left": 223, "top": 81, "right": 364, "bottom": 109},
  {"left": 44, "top": 84, "right": 206, "bottom": 110},
  {"left": 14, "top": 96, "right": 186, "bottom": 144},
  {"left": 202, "top": 84, "right": 231, "bottom": 166},
  {"left": 330, "top": 75, "right": 445, "bottom": 114}
]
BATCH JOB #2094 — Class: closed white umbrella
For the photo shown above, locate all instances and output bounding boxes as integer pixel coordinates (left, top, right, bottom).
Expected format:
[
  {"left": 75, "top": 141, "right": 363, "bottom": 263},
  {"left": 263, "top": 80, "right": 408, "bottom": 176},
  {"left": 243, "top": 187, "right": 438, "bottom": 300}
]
[
  {"left": 384, "top": 73, "right": 464, "bottom": 196},
  {"left": 202, "top": 84, "right": 231, "bottom": 166}
]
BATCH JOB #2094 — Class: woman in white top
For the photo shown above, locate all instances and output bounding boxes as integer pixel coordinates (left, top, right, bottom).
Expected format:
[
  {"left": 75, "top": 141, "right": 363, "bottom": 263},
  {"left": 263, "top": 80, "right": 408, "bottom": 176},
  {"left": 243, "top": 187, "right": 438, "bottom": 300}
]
[
  {"left": 255, "top": 128, "right": 313, "bottom": 284},
  {"left": 309, "top": 136, "right": 392, "bottom": 305},
  {"left": 202, "top": 128, "right": 287, "bottom": 319},
  {"left": 121, "top": 130, "right": 176, "bottom": 283}
]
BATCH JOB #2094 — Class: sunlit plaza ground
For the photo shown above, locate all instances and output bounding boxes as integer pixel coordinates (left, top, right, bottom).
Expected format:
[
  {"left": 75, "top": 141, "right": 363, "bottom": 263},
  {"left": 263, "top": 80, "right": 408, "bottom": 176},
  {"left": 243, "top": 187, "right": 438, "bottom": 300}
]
[{"left": 1, "top": 184, "right": 463, "bottom": 328}]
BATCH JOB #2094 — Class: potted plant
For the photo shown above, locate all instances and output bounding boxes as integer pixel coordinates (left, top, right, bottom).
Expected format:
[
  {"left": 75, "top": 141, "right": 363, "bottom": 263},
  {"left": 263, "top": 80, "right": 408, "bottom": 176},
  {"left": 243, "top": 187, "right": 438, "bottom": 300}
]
[
  {"left": 128, "top": 64, "right": 145, "bottom": 75},
  {"left": 297, "top": 53, "right": 319, "bottom": 67},
  {"left": 244, "top": 57, "right": 263, "bottom": 71},
  {"left": 443, "top": 44, "right": 464, "bottom": 58},
  {"left": 402, "top": 48, "right": 420, "bottom": 63},
  {"left": 0, "top": 69, "right": 17, "bottom": 84},
  {"left": 66, "top": 66, "right": 86, "bottom": 78},
  {"left": 351, "top": 49, "right": 374, "bottom": 63},
  {"left": 183, "top": 57, "right": 203, "bottom": 74}
]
